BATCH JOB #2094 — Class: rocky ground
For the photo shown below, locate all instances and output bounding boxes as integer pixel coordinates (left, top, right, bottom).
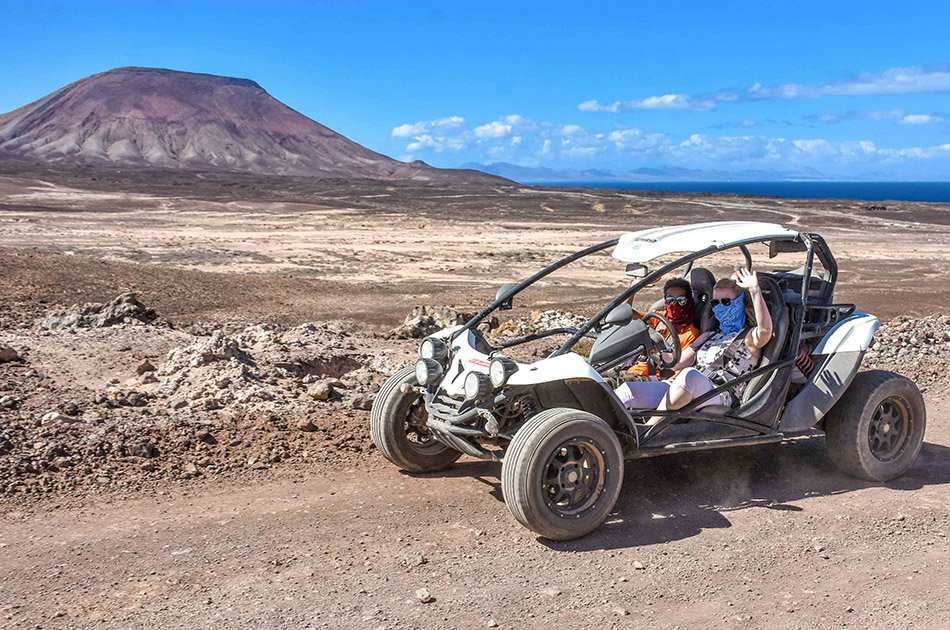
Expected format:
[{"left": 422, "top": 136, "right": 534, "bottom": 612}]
[
  {"left": 1, "top": 294, "right": 948, "bottom": 502},
  {"left": 0, "top": 294, "right": 419, "bottom": 498},
  {"left": 0, "top": 174, "right": 947, "bottom": 628}
]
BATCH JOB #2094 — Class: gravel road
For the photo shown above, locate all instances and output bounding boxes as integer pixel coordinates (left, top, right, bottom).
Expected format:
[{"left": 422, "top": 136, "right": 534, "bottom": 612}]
[{"left": 2, "top": 392, "right": 947, "bottom": 629}]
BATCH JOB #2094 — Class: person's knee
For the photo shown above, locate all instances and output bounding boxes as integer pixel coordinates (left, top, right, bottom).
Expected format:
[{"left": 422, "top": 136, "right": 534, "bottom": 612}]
[
  {"left": 670, "top": 368, "right": 707, "bottom": 398},
  {"left": 673, "top": 367, "right": 699, "bottom": 388}
]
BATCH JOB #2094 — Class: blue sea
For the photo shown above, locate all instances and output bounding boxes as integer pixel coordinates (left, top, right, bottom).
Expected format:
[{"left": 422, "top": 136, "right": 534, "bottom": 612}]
[{"left": 539, "top": 181, "right": 950, "bottom": 203}]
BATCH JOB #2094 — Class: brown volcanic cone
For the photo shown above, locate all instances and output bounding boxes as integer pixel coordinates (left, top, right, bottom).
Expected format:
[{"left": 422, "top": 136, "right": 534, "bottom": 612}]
[{"left": 0, "top": 66, "right": 503, "bottom": 183}]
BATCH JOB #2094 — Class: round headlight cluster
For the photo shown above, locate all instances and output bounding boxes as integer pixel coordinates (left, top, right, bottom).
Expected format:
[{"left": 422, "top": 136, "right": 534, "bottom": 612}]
[
  {"left": 489, "top": 356, "right": 519, "bottom": 387},
  {"left": 415, "top": 358, "right": 443, "bottom": 386},
  {"left": 419, "top": 337, "right": 448, "bottom": 363},
  {"left": 463, "top": 371, "right": 493, "bottom": 401}
]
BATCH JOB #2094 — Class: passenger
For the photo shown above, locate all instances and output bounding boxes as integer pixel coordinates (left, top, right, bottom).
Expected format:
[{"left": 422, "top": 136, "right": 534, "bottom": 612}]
[
  {"left": 627, "top": 278, "right": 700, "bottom": 378},
  {"left": 615, "top": 268, "right": 773, "bottom": 424}
]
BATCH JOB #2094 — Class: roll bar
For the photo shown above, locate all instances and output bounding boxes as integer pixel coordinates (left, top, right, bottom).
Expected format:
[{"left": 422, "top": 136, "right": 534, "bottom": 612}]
[{"left": 452, "top": 231, "right": 825, "bottom": 357}]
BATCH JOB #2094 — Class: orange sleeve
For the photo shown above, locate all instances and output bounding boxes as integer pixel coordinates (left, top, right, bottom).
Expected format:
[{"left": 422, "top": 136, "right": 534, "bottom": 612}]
[{"left": 678, "top": 325, "right": 700, "bottom": 349}]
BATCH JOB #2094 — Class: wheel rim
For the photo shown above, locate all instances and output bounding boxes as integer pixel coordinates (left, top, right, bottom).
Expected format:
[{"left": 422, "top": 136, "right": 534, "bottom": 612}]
[
  {"left": 542, "top": 438, "right": 607, "bottom": 518},
  {"left": 868, "top": 396, "right": 911, "bottom": 462},
  {"left": 404, "top": 397, "right": 444, "bottom": 453}
]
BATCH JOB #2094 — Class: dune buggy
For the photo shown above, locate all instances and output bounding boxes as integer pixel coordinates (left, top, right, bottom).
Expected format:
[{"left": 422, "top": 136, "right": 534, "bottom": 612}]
[{"left": 371, "top": 221, "right": 926, "bottom": 540}]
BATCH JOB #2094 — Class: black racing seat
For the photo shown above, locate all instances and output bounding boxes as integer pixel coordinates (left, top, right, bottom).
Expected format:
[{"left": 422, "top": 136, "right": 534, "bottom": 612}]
[
  {"left": 740, "top": 275, "right": 790, "bottom": 404},
  {"left": 689, "top": 267, "right": 717, "bottom": 332}
]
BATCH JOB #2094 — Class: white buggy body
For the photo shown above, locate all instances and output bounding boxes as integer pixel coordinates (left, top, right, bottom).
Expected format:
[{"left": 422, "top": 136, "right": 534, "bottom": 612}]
[{"left": 371, "top": 220, "right": 926, "bottom": 540}]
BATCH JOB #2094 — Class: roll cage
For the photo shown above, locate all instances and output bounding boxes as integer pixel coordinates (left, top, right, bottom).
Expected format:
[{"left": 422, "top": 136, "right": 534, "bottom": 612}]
[{"left": 437, "top": 226, "right": 846, "bottom": 459}]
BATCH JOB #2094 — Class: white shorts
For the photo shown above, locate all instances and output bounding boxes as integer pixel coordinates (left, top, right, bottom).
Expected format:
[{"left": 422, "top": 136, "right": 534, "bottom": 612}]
[{"left": 614, "top": 367, "right": 730, "bottom": 410}]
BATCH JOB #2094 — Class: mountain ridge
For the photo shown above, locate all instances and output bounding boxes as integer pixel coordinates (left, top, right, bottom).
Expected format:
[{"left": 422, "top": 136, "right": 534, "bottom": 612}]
[
  {"left": 0, "top": 67, "right": 505, "bottom": 184},
  {"left": 463, "top": 161, "right": 828, "bottom": 183}
]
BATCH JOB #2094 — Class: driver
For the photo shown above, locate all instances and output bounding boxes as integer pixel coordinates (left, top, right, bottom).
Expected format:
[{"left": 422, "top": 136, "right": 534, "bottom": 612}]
[
  {"left": 626, "top": 278, "right": 700, "bottom": 378},
  {"left": 615, "top": 268, "right": 773, "bottom": 424}
]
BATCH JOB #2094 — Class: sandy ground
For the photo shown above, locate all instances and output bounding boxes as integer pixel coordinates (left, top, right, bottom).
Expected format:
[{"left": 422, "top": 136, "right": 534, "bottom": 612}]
[
  {"left": 1, "top": 390, "right": 947, "bottom": 629},
  {"left": 1, "top": 171, "right": 949, "bottom": 327},
  {"left": 1, "top": 170, "right": 948, "bottom": 629}
]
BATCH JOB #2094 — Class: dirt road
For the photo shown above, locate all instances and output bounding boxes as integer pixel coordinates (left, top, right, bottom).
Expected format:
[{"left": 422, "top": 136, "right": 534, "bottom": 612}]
[{"left": 2, "top": 393, "right": 947, "bottom": 629}]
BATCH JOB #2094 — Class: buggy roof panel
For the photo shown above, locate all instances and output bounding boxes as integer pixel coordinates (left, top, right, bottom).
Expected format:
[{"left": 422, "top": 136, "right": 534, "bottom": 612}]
[{"left": 612, "top": 221, "right": 800, "bottom": 264}]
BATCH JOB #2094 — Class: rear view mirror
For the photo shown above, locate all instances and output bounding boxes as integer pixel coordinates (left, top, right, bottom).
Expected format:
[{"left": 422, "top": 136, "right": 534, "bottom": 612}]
[
  {"left": 625, "top": 263, "right": 648, "bottom": 278},
  {"left": 495, "top": 283, "right": 516, "bottom": 310},
  {"left": 604, "top": 303, "right": 634, "bottom": 327},
  {"left": 769, "top": 239, "right": 807, "bottom": 258}
]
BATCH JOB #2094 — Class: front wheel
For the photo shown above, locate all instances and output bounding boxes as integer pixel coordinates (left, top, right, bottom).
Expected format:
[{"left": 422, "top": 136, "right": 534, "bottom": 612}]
[
  {"left": 502, "top": 408, "right": 624, "bottom": 540},
  {"left": 824, "top": 370, "right": 926, "bottom": 481},
  {"left": 370, "top": 366, "right": 461, "bottom": 472}
]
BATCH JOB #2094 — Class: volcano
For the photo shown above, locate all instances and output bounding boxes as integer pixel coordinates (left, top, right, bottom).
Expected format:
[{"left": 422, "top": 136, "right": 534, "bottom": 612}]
[{"left": 0, "top": 67, "right": 502, "bottom": 184}]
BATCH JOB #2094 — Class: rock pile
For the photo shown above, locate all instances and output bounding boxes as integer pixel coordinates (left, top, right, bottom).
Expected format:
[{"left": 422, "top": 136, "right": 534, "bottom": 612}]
[
  {"left": 390, "top": 305, "right": 474, "bottom": 338},
  {"left": 39, "top": 292, "right": 158, "bottom": 330},
  {"left": 492, "top": 309, "right": 589, "bottom": 340},
  {"left": 0, "top": 298, "right": 417, "bottom": 497},
  {"left": 863, "top": 314, "right": 950, "bottom": 392}
]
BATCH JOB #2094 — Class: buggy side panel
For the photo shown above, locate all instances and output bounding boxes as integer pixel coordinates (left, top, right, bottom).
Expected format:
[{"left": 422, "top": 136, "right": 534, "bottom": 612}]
[
  {"left": 778, "top": 312, "right": 879, "bottom": 431},
  {"left": 531, "top": 380, "right": 637, "bottom": 439},
  {"left": 812, "top": 311, "right": 880, "bottom": 353}
]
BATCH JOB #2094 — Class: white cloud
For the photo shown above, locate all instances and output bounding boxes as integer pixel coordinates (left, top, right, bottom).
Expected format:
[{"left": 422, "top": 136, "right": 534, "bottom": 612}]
[
  {"left": 510, "top": 135, "right": 523, "bottom": 146},
  {"left": 560, "top": 124, "right": 583, "bottom": 136},
  {"left": 391, "top": 115, "right": 465, "bottom": 137},
  {"left": 635, "top": 93, "right": 713, "bottom": 110},
  {"left": 764, "top": 66, "right": 950, "bottom": 99},
  {"left": 474, "top": 121, "right": 512, "bottom": 138},
  {"left": 577, "top": 100, "right": 621, "bottom": 113},
  {"left": 391, "top": 122, "right": 427, "bottom": 138},
  {"left": 577, "top": 94, "right": 712, "bottom": 112},
  {"left": 561, "top": 145, "right": 599, "bottom": 157},
  {"left": 900, "top": 113, "right": 941, "bottom": 125},
  {"left": 791, "top": 138, "right": 834, "bottom": 154},
  {"left": 502, "top": 114, "right": 525, "bottom": 125},
  {"left": 579, "top": 65, "right": 950, "bottom": 114},
  {"left": 405, "top": 133, "right": 467, "bottom": 153},
  {"left": 607, "top": 128, "right": 668, "bottom": 152},
  {"left": 434, "top": 115, "right": 465, "bottom": 127},
  {"left": 540, "top": 139, "right": 552, "bottom": 155}
]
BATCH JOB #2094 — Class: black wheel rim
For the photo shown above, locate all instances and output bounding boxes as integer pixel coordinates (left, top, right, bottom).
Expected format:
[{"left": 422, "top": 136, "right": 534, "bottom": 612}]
[
  {"left": 542, "top": 438, "right": 607, "bottom": 518},
  {"left": 868, "top": 396, "right": 911, "bottom": 462},
  {"left": 404, "top": 397, "right": 444, "bottom": 453}
]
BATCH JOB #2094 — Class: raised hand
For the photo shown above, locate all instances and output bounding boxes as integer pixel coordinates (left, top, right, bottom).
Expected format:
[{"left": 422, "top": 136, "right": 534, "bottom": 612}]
[{"left": 735, "top": 267, "right": 760, "bottom": 291}]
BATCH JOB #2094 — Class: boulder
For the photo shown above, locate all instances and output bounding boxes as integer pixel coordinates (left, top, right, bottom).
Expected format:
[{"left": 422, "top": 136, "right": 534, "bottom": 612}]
[
  {"left": 0, "top": 345, "right": 21, "bottom": 363},
  {"left": 39, "top": 292, "right": 158, "bottom": 330}
]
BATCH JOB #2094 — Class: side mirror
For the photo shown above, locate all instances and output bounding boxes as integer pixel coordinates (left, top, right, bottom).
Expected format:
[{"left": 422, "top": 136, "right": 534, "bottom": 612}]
[
  {"left": 625, "top": 263, "right": 648, "bottom": 279},
  {"left": 495, "top": 283, "right": 516, "bottom": 310},
  {"left": 604, "top": 303, "right": 634, "bottom": 327}
]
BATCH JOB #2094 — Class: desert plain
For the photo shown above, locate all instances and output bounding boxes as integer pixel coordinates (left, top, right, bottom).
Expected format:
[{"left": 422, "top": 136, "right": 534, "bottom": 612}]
[{"left": 1, "top": 167, "right": 949, "bottom": 629}]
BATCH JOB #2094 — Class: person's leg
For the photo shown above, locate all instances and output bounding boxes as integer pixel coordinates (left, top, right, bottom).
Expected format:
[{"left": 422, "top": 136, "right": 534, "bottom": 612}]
[
  {"left": 614, "top": 380, "right": 670, "bottom": 410},
  {"left": 648, "top": 368, "right": 725, "bottom": 425}
]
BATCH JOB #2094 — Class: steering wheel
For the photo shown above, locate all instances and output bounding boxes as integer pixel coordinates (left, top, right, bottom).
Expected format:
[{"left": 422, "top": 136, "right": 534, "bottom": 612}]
[{"left": 640, "top": 312, "right": 682, "bottom": 370}]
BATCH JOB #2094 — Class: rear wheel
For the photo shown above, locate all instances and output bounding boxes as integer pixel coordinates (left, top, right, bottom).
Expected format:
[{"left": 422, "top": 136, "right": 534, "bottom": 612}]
[
  {"left": 824, "top": 370, "right": 926, "bottom": 481},
  {"left": 502, "top": 408, "right": 623, "bottom": 540},
  {"left": 370, "top": 366, "right": 461, "bottom": 472}
]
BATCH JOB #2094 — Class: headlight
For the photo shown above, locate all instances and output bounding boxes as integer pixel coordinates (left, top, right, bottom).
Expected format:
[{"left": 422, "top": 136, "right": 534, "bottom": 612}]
[
  {"left": 489, "top": 356, "right": 518, "bottom": 388},
  {"left": 419, "top": 337, "right": 448, "bottom": 363},
  {"left": 415, "top": 358, "right": 443, "bottom": 386},
  {"left": 463, "top": 371, "right": 493, "bottom": 401}
]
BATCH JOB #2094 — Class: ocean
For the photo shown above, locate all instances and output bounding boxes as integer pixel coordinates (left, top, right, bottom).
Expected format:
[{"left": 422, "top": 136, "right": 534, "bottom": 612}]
[{"left": 538, "top": 181, "right": 950, "bottom": 203}]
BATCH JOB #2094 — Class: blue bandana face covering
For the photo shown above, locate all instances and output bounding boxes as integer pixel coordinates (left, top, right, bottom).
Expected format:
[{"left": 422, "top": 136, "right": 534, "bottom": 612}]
[{"left": 713, "top": 292, "right": 746, "bottom": 335}]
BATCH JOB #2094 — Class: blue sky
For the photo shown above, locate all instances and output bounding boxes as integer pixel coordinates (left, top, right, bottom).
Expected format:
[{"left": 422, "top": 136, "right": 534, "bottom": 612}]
[{"left": 2, "top": 1, "right": 949, "bottom": 178}]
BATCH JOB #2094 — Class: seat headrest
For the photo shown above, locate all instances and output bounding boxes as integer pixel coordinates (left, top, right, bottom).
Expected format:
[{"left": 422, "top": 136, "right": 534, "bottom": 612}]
[
  {"left": 690, "top": 267, "right": 717, "bottom": 332},
  {"left": 689, "top": 267, "right": 715, "bottom": 300}
]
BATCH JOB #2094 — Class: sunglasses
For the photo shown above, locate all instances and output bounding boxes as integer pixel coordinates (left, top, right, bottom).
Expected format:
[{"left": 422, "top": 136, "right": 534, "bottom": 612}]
[
  {"left": 664, "top": 295, "right": 689, "bottom": 306},
  {"left": 711, "top": 297, "right": 734, "bottom": 306}
]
